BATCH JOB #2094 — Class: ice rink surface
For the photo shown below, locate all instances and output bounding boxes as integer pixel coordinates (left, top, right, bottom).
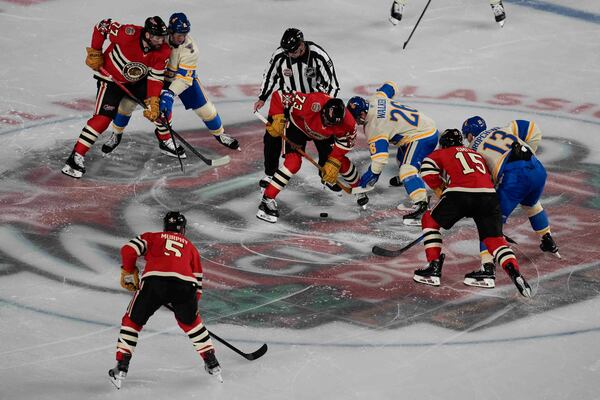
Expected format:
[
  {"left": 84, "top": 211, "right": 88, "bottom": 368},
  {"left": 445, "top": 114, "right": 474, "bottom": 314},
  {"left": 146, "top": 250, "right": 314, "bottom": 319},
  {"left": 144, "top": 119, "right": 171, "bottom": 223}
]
[{"left": 1, "top": 0, "right": 600, "bottom": 399}]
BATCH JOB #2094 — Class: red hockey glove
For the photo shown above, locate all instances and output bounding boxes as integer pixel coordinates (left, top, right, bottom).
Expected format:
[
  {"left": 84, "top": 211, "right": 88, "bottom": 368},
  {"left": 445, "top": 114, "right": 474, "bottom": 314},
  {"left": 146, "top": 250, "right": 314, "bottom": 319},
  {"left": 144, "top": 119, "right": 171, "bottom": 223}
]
[
  {"left": 120, "top": 267, "right": 139, "bottom": 292},
  {"left": 143, "top": 97, "right": 160, "bottom": 122},
  {"left": 85, "top": 47, "right": 104, "bottom": 71},
  {"left": 322, "top": 156, "right": 342, "bottom": 184},
  {"left": 266, "top": 114, "right": 286, "bottom": 137}
]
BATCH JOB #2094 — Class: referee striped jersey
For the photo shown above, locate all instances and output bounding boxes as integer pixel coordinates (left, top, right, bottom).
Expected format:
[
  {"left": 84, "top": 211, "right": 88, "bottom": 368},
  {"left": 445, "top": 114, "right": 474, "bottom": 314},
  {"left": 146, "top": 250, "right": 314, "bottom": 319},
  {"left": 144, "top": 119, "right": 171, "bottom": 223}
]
[{"left": 257, "top": 41, "right": 340, "bottom": 101}]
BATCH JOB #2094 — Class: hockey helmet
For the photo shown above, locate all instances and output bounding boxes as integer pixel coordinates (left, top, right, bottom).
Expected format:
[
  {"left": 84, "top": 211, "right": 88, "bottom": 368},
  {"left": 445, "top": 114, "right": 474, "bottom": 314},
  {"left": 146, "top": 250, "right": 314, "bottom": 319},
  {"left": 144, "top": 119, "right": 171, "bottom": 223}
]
[
  {"left": 439, "top": 129, "right": 464, "bottom": 148},
  {"left": 144, "top": 16, "right": 168, "bottom": 37},
  {"left": 346, "top": 96, "right": 369, "bottom": 124},
  {"left": 164, "top": 211, "right": 187, "bottom": 233},
  {"left": 280, "top": 28, "right": 304, "bottom": 53},
  {"left": 321, "top": 98, "right": 346, "bottom": 126},
  {"left": 168, "top": 13, "right": 191, "bottom": 34},
  {"left": 462, "top": 116, "right": 487, "bottom": 138}
]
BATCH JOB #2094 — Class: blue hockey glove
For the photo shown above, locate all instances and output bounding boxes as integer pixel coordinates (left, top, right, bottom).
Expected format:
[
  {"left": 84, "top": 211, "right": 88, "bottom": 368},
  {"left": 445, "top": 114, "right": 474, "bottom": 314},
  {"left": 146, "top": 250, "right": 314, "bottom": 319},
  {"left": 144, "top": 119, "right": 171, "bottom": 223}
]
[
  {"left": 159, "top": 90, "right": 175, "bottom": 114},
  {"left": 359, "top": 166, "right": 380, "bottom": 188}
]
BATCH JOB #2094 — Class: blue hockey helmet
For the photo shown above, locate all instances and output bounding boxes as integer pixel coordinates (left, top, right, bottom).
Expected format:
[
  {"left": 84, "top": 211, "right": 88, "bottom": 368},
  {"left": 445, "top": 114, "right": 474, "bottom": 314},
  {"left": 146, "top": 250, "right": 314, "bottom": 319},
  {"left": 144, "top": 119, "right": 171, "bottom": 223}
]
[
  {"left": 439, "top": 129, "right": 464, "bottom": 148},
  {"left": 462, "top": 116, "right": 487, "bottom": 138},
  {"left": 346, "top": 96, "right": 369, "bottom": 124},
  {"left": 168, "top": 13, "right": 191, "bottom": 34}
]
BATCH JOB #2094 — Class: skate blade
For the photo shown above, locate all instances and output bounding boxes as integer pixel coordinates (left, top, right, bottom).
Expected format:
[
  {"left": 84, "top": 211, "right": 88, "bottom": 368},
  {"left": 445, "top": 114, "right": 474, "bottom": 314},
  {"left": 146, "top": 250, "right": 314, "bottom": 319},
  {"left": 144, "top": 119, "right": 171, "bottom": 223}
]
[
  {"left": 413, "top": 275, "right": 440, "bottom": 286},
  {"left": 160, "top": 149, "right": 188, "bottom": 159},
  {"left": 109, "top": 376, "right": 122, "bottom": 390},
  {"left": 256, "top": 211, "right": 277, "bottom": 223},
  {"left": 498, "top": 20, "right": 505, "bottom": 27},
  {"left": 552, "top": 251, "right": 562, "bottom": 259},
  {"left": 463, "top": 278, "right": 495, "bottom": 288},
  {"left": 61, "top": 165, "right": 83, "bottom": 178}
]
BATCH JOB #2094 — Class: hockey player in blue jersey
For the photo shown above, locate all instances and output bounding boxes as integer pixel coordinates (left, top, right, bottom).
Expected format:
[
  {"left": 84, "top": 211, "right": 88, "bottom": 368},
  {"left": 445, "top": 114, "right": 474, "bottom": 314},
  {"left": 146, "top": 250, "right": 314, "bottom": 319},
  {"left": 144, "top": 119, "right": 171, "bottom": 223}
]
[
  {"left": 461, "top": 116, "right": 560, "bottom": 289},
  {"left": 347, "top": 82, "right": 439, "bottom": 225},
  {"left": 101, "top": 13, "right": 239, "bottom": 158}
]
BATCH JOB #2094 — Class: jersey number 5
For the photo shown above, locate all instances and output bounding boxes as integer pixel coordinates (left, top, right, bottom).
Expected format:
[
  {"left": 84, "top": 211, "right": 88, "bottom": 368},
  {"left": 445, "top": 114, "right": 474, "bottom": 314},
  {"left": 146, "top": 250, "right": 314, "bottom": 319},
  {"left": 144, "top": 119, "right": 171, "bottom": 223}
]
[
  {"left": 455, "top": 151, "right": 487, "bottom": 175},
  {"left": 164, "top": 239, "right": 184, "bottom": 257}
]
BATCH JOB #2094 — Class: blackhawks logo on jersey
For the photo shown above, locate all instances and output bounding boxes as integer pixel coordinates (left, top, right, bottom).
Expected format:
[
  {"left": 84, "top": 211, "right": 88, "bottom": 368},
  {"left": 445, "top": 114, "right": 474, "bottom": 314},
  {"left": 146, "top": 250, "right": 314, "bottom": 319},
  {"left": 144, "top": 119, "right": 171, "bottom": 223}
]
[{"left": 122, "top": 62, "right": 148, "bottom": 82}]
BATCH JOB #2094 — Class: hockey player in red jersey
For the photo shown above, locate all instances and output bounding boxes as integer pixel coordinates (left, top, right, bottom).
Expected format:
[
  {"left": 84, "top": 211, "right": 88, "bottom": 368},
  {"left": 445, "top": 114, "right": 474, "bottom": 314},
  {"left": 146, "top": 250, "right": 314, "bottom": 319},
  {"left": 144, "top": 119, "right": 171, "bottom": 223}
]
[
  {"left": 108, "top": 212, "right": 222, "bottom": 389},
  {"left": 61, "top": 16, "right": 171, "bottom": 178},
  {"left": 256, "top": 91, "right": 361, "bottom": 223},
  {"left": 414, "top": 129, "right": 532, "bottom": 297}
]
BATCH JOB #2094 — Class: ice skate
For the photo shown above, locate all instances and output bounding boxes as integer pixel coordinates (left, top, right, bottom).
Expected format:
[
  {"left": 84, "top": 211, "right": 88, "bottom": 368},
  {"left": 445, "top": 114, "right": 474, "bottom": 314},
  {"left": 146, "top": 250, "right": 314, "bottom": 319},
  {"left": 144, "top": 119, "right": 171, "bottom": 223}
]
[
  {"left": 256, "top": 196, "right": 279, "bottom": 223},
  {"left": 356, "top": 193, "right": 369, "bottom": 209},
  {"left": 203, "top": 350, "right": 223, "bottom": 383},
  {"left": 389, "top": 176, "right": 403, "bottom": 187},
  {"left": 389, "top": 0, "right": 403, "bottom": 25},
  {"left": 464, "top": 262, "right": 496, "bottom": 288},
  {"left": 540, "top": 232, "right": 561, "bottom": 258},
  {"left": 505, "top": 262, "right": 532, "bottom": 298},
  {"left": 61, "top": 151, "right": 86, "bottom": 179},
  {"left": 215, "top": 132, "right": 240, "bottom": 151},
  {"left": 413, "top": 254, "right": 444, "bottom": 286},
  {"left": 158, "top": 137, "right": 187, "bottom": 159},
  {"left": 101, "top": 132, "right": 122, "bottom": 154},
  {"left": 403, "top": 201, "right": 428, "bottom": 226},
  {"left": 108, "top": 354, "right": 130, "bottom": 390},
  {"left": 491, "top": 1, "right": 506, "bottom": 27}
]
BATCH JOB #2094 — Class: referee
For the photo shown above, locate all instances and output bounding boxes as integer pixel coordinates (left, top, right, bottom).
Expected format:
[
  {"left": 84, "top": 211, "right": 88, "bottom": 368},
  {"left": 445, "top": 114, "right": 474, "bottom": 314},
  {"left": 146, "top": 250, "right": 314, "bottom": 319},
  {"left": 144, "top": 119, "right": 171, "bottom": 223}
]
[{"left": 253, "top": 28, "right": 340, "bottom": 189}]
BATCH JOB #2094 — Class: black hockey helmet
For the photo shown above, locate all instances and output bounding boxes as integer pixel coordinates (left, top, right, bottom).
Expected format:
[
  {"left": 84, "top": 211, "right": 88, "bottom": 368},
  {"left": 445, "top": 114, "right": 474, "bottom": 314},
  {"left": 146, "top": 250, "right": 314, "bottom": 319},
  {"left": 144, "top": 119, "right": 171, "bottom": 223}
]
[
  {"left": 321, "top": 98, "right": 346, "bottom": 126},
  {"left": 439, "top": 129, "right": 464, "bottom": 148},
  {"left": 144, "top": 16, "right": 168, "bottom": 37},
  {"left": 164, "top": 211, "right": 187, "bottom": 233},
  {"left": 280, "top": 28, "right": 304, "bottom": 53}
]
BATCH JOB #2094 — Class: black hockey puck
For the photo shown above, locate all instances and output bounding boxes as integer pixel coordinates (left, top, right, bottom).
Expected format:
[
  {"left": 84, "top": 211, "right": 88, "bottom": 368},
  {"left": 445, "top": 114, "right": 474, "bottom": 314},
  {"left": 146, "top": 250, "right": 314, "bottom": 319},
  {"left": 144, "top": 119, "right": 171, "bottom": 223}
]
[{"left": 320, "top": 212, "right": 328, "bottom": 218}]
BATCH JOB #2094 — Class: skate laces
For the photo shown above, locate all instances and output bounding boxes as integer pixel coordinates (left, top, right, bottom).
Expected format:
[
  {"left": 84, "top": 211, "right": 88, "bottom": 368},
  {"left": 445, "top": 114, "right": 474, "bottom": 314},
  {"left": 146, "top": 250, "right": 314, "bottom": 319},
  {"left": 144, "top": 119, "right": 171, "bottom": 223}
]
[
  {"left": 492, "top": 4, "right": 504, "bottom": 15},
  {"left": 163, "top": 138, "right": 177, "bottom": 150},
  {"left": 263, "top": 197, "right": 277, "bottom": 210}
]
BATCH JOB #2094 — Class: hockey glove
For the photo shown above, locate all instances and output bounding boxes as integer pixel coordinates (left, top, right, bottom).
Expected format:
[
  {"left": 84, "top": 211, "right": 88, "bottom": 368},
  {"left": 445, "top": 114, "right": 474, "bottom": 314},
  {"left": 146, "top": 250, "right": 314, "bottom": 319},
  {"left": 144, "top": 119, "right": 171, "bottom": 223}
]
[
  {"left": 85, "top": 47, "right": 104, "bottom": 71},
  {"left": 120, "top": 267, "right": 139, "bottom": 292},
  {"left": 322, "top": 157, "right": 342, "bottom": 185},
  {"left": 359, "top": 166, "right": 380, "bottom": 188},
  {"left": 266, "top": 114, "right": 286, "bottom": 137},
  {"left": 159, "top": 89, "right": 175, "bottom": 115},
  {"left": 143, "top": 96, "right": 160, "bottom": 122}
]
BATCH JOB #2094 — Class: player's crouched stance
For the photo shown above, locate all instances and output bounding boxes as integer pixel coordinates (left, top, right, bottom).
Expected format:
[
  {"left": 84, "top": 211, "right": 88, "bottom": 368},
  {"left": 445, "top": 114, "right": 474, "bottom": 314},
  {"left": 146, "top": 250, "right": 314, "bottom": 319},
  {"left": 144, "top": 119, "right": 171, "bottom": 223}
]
[
  {"left": 108, "top": 211, "right": 222, "bottom": 389},
  {"left": 62, "top": 17, "right": 171, "bottom": 178},
  {"left": 412, "top": 129, "right": 532, "bottom": 298}
]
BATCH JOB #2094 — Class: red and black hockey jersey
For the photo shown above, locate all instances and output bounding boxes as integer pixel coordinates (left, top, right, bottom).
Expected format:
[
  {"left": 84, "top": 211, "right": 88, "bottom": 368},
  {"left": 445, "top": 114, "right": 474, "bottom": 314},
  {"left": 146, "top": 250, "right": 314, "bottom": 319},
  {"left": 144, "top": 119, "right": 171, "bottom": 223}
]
[
  {"left": 121, "top": 231, "right": 203, "bottom": 298},
  {"left": 89, "top": 19, "right": 170, "bottom": 98},
  {"left": 420, "top": 146, "right": 496, "bottom": 194},
  {"left": 268, "top": 91, "right": 357, "bottom": 161}
]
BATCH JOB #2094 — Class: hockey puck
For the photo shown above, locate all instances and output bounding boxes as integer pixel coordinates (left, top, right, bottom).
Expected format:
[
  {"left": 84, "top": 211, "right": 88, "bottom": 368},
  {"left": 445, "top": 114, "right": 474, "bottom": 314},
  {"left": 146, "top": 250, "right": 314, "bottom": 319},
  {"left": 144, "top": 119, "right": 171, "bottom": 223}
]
[{"left": 320, "top": 212, "right": 328, "bottom": 218}]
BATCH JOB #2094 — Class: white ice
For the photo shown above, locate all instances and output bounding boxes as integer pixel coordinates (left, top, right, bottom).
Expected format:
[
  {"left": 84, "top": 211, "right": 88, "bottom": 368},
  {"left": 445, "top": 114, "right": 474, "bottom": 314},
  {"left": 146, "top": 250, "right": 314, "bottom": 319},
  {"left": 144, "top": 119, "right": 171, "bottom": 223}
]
[{"left": 1, "top": 0, "right": 600, "bottom": 399}]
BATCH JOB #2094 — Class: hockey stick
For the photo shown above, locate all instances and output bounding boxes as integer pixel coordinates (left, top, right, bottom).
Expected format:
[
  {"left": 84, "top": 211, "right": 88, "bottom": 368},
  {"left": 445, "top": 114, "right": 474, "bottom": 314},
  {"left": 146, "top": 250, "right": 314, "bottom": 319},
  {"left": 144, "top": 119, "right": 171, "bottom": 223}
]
[
  {"left": 161, "top": 110, "right": 185, "bottom": 173},
  {"left": 403, "top": 0, "right": 432, "bottom": 49},
  {"left": 372, "top": 233, "right": 424, "bottom": 257},
  {"left": 253, "top": 111, "right": 371, "bottom": 195},
  {"left": 99, "top": 67, "right": 229, "bottom": 167},
  {"left": 163, "top": 303, "right": 268, "bottom": 361}
]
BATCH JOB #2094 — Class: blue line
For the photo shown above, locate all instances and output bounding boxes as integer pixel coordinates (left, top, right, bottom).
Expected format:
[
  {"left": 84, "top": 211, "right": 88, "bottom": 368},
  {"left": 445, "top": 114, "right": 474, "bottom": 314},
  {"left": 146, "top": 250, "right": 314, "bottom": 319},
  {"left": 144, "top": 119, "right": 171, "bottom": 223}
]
[
  {"left": 2, "top": 297, "right": 598, "bottom": 348},
  {"left": 505, "top": 0, "right": 600, "bottom": 24}
]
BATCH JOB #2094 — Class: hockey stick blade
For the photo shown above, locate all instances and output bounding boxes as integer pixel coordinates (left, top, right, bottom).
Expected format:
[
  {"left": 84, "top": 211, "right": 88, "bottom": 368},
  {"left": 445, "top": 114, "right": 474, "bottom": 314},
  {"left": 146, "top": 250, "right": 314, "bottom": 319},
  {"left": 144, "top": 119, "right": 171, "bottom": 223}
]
[
  {"left": 350, "top": 186, "right": 374, "bottom": 195},
  {"left": 208, "top": 330, "right": 268, "bottom": 361},
  {"left": 372, "top": 234, "right": 424, "bottom": 257},
  {"left": 208, "top": 154, "right": 231, "bottom": 167}
]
